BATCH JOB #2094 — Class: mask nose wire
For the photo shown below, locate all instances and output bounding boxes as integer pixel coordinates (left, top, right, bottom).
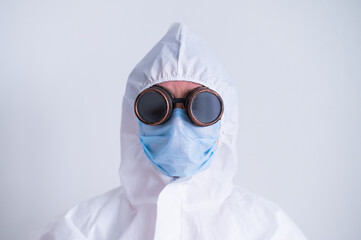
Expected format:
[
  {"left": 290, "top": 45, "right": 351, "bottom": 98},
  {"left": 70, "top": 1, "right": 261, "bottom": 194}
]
[{"left": 168, "top": 108, "right": 189, "bottom": 135}]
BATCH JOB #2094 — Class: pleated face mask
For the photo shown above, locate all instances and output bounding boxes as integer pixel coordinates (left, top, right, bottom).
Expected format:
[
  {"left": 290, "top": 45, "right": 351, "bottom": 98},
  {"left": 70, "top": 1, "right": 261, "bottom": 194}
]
[{"left": 137, "top": 108, "right": 221, "bottom": 178}]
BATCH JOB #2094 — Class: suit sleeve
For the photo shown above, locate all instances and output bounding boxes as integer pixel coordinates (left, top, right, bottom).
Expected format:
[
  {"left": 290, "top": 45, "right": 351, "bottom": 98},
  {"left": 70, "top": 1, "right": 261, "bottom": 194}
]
[
  {"left": 268, "top": 208, "right": 308, "bottom": 240},
  {"left": 29, "top": 216, "right": 87, "bottom": 240}
]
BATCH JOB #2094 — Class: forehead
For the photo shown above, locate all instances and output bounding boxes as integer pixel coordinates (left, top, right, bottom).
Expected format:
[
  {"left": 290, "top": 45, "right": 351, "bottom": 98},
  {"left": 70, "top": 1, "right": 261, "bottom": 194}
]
[{"left": 157, "top": 81, "right": 202, "bottom": 91}]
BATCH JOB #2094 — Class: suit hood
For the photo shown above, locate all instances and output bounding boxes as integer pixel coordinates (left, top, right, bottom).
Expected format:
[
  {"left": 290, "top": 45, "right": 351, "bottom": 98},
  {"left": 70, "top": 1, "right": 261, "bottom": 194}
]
[{"left": 119, "top": 22, "right": 239, "bottom": 208}]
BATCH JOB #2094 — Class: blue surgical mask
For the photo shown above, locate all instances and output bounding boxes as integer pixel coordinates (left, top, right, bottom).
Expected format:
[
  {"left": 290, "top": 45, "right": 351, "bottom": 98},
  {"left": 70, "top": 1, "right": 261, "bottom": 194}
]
[{"left": 138, "top": 108, "right": 221, "bottom": 178}]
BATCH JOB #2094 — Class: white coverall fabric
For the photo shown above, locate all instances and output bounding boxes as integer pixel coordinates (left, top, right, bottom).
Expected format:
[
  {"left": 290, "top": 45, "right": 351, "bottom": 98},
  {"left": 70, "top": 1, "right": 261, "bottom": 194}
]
[{"left": 31, "top": 23, "right": 308, "bottom": 240}]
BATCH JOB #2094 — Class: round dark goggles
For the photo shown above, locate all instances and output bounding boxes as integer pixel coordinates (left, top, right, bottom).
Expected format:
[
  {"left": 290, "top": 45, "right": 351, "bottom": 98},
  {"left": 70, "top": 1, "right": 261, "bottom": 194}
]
[{"left": 134, "top": 85, "right": 224, "bottom": 127}]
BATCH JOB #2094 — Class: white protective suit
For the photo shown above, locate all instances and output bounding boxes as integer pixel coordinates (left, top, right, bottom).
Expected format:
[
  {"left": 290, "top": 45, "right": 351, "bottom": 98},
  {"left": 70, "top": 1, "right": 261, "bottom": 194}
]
[{"left": 32, "top": 23, "right": 308, "bottom": 240}]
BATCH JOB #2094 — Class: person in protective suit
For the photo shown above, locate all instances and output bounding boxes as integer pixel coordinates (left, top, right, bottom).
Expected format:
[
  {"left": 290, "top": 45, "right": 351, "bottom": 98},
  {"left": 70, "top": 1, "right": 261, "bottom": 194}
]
[{"left": 31, "top": 23, "right": 308, "bottom": 240}]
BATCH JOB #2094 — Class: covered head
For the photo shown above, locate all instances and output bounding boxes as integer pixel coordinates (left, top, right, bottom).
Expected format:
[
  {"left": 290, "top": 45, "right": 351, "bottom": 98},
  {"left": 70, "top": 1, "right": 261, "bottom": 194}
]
[{"left": 120, "top": 23, "right": 239, "bottom": 207}]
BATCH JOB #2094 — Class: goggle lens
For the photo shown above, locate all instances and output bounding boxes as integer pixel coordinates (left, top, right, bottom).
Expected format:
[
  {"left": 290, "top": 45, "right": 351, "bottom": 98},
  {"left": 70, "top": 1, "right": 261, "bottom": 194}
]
[
  {"left": 136, "top": 91, "right": 167, "bottom": 124},
  {"left": 191, "top": 91, "right": 222, "bottom": 124}
]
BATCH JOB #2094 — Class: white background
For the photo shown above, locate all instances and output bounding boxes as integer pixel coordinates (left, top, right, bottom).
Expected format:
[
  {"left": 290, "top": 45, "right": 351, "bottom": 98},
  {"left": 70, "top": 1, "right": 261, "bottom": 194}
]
[{"left": 1, "top": 0, "right": 360, "bottom": 239}]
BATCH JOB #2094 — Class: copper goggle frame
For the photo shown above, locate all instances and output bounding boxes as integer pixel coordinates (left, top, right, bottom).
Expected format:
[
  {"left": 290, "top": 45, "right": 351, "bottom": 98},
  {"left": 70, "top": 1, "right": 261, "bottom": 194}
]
[{"left": 134, "top": 85, "right": 224, "bottom": 127}]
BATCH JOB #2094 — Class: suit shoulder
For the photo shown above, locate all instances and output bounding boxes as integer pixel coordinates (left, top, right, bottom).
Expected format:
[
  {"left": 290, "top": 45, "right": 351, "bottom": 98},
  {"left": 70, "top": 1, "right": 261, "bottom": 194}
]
[
  {"left": 227, "top": 186, "right": 308, "bottom": 240},
  {"left": 30, "top": 187, "right": 126, "bottom": 240}
]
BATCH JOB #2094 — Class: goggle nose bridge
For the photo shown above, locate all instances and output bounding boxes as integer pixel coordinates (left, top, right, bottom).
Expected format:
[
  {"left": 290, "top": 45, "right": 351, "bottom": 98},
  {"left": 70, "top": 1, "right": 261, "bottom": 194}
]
[
  {"left": 173, "top": 98, "right": 186, "bottom": 103},
  {"left": 172, "top": 98, "right": 187, "bottom": 110}
]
